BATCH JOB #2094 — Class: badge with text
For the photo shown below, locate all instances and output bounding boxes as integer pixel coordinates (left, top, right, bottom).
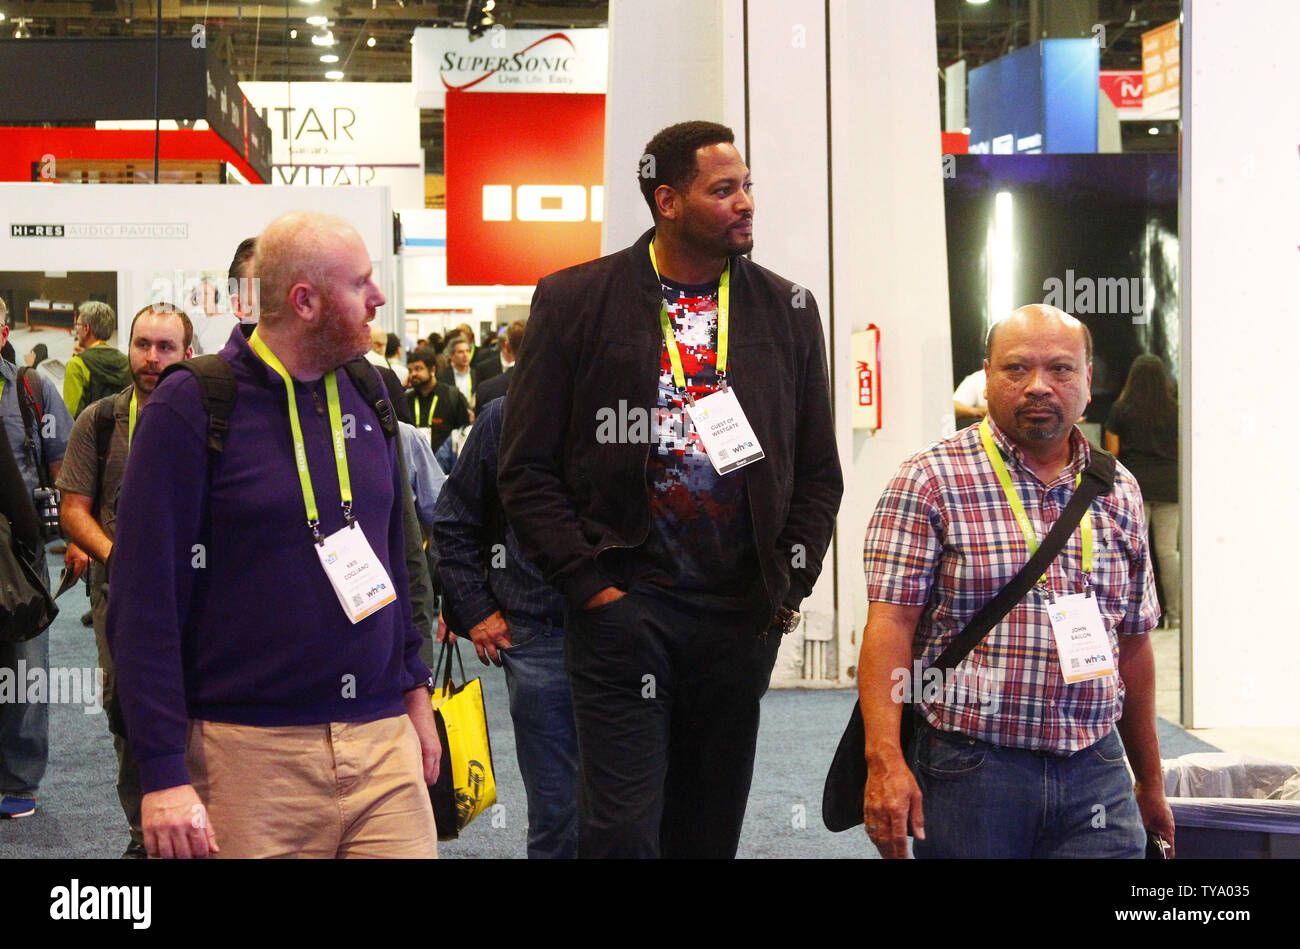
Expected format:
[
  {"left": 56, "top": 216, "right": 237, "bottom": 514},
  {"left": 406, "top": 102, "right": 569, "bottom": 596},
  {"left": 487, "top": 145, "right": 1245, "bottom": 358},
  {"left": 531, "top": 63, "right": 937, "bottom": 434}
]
[
  {"left": 1046, "top": 593, "right": 1116, "bottom": 683},
  {"left": 685, "top": 388, "right": 765, "bottom": 475},
  {"left": 316, "top": 522, "right": 397, "bottom": 624}
]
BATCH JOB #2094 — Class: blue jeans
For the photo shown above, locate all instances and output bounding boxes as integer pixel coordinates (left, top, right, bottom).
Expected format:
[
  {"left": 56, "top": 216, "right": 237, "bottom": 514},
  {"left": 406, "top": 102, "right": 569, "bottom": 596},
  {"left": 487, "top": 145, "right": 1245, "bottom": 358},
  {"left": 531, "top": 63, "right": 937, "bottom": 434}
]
[
  {"left": 909, "top": 721, "right": 1146, "bottom": 858},
  {"left": 499, "top": 620, "right": 578, "bottom": 859},
  {"left": 0, "top": 628, "right": 49, "bottom": 798}
]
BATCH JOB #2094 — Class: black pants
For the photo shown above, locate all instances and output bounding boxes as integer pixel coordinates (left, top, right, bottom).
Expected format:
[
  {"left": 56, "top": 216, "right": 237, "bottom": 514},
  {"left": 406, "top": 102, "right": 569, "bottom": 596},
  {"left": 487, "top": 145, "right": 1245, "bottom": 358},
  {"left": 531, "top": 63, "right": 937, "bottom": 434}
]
[{"left": 563, "top": 585, "right": 781, "bottom": 858}]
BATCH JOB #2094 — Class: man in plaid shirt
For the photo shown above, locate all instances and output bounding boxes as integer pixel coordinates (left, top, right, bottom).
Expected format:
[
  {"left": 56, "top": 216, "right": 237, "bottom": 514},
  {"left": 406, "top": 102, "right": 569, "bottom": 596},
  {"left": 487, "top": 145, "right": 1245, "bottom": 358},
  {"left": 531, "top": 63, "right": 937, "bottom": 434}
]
[{"left": 859, "top": 305, "right": 1175, "bottom": 859}]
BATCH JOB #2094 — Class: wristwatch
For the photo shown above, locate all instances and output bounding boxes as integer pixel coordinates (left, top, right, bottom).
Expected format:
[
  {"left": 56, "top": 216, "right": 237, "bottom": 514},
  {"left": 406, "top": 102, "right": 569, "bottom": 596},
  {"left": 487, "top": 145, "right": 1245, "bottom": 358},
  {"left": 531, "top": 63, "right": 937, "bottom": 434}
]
[{"left": 772, "top": 606, "right": 801, "bottom": 636}]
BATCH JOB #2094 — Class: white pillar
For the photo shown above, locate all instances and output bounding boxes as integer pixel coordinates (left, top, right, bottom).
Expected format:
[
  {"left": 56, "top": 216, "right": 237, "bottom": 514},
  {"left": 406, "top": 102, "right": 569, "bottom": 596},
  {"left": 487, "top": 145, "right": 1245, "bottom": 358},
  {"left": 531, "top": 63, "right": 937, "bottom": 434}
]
[
  {"left": 602, "top": 0, "right": 737, "bottom": 252},
  {"left": 1182, "top": 0, "right": 1300, "bottom": 726},
  {"left": 826, "top": 0, "right": 954, "bottom": 684}
]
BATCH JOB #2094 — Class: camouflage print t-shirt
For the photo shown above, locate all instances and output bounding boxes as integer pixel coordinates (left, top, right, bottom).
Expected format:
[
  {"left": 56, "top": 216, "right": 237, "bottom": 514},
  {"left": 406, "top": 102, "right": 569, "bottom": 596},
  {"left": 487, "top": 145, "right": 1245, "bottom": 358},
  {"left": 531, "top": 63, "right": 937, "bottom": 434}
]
[{"left": 635, "top": 275, "right": 755, "bottom": 596}]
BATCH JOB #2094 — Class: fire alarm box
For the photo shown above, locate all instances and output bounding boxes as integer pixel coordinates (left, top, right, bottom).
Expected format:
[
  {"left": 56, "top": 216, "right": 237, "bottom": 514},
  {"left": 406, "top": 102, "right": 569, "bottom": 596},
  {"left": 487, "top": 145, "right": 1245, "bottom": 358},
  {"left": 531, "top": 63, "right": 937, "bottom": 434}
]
[{"left": 851, "top": 325, "right": 881, "bottom": 431}]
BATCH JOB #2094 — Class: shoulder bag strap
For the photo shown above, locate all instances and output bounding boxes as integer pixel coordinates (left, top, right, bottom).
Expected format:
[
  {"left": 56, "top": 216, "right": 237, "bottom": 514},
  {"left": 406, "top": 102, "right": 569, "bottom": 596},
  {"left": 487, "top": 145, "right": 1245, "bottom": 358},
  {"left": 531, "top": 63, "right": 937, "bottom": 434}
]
[{"left": 931, "top": 445, "right": 1117, "bottom": 672}]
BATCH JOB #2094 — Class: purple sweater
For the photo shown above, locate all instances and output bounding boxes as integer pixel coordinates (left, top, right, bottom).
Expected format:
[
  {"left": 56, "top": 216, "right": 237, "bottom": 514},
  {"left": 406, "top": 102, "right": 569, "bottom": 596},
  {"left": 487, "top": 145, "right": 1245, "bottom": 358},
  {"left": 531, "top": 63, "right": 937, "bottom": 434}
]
[{"left": 106, "top": 328, "right": 428, "bottom": 793}]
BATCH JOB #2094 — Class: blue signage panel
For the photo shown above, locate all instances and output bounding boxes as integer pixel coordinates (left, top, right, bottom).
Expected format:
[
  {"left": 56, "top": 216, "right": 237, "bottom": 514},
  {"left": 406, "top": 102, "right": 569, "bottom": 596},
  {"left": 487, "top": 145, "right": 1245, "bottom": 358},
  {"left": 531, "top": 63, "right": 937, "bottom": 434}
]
[{"left": 968, "top": 40, "right": 1098, "bottom": 154}]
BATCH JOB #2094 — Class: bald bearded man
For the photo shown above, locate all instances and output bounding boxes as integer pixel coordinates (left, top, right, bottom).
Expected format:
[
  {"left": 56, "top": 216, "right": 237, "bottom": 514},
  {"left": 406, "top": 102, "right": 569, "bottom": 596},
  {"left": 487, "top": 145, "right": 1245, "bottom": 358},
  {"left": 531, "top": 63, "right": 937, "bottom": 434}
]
[{"left": 107, "top": 211, "right": 440, "bottom": 859}]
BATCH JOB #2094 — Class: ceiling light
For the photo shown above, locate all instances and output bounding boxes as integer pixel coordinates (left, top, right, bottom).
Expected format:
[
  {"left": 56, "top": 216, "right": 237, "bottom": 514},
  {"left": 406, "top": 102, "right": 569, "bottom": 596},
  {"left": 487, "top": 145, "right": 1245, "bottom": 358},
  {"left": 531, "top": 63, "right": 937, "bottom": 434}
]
[
  {"left": 306, "top": 15, "right": 328, "bottom": 26},
  {"left": 1148, "top": 126, "right": 1160, "bottom": 135},
  {"left": 466, "top": 0, "right": 497, "bottom": 39},
  {"left": 290, "top": 28, "right": 298, "bottom": 38},
  {"left": 320, "top": 53, "right": 338, "bottom": 63},
  {"left": 311, "top": 30, "right": 335, "bottom": 46},
  {"left": 966, "top": 0, "right": 991, "bottom": 5},
  {"left": 367, "top": 35, "right": 376, "bottom": 47},
  {"left": 325, "top": 70, "right": 344, "bottom": 80},
  {"left": 0, "top": 13, "right": 7, "bottom": 23}
]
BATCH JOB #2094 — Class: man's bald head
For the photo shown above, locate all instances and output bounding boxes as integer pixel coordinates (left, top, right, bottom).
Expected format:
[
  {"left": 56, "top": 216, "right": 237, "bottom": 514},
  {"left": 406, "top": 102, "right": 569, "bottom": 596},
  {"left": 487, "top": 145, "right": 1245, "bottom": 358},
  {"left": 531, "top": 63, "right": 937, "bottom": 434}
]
[
  {"left": 370, "top": 323, "right": 387, "bottom": 354},
  {"left": 985, "top": 304, "right": 1091, "bottom": 365},
  {"left": 254, "top": 211, "right": 358, "bottom": 326}
]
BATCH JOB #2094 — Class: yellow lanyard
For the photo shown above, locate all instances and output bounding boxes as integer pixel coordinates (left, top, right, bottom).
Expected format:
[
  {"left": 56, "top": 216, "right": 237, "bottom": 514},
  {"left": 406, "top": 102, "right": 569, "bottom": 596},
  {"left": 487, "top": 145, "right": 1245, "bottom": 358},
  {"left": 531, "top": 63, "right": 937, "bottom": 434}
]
[
  {"left": 649, "top": 241, "right": 730, "bottom": 395},
  {"left": 128, "top": 390, "right": 138, "bottom": 448},
  {"left": 416, "top": 393, "right": 439, "bottom": 428},
  {"left": 979, "top": 417, "right": 1092, "bottom": 585},
  {"left": 250, "top": 329, "right": 352, "bottom": 539}
]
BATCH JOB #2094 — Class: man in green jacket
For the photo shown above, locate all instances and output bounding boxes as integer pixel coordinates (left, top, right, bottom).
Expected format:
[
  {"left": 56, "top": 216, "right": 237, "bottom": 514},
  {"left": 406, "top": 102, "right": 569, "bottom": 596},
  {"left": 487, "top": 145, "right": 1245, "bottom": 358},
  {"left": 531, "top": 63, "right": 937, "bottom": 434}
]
[{"left": 64, "top": 301, "right": 131, "bottom": 418}]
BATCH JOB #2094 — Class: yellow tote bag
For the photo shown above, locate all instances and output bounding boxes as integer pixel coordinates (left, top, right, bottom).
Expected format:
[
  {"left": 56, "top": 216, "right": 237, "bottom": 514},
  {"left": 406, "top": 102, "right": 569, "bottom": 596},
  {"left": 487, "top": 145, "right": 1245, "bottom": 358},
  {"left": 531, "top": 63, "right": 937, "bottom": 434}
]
[{"left": 428, "top": 639, "right": 496, "bottom": 840}]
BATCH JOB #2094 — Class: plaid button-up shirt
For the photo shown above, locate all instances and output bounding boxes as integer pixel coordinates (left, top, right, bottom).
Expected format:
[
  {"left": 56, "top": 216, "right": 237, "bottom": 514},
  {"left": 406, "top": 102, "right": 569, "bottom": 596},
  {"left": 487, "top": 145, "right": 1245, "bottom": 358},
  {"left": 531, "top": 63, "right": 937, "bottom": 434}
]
[{"left": 864, "top": 420, "right": 1159, "bottom": 752}]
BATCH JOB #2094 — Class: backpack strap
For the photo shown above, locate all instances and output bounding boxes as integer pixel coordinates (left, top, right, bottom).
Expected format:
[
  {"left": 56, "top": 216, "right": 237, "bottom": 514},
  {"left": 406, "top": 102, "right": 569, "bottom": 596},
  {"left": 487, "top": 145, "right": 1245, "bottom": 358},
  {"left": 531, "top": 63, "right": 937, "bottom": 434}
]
[
  {"left": 14, "top": 368, "right": 49, "bottom": 486},
  {"left": 931, "top": 442, "right": 1118, "bottom": 672},
  {"left": 92, "top": 392, "right": 122, "bottom": 466},
  {"left": 341, "top": 358, "right": 398, "bottom": 440},
  {"left": 87, "top": 393, "right": 123, "bottom": 516},
  {"left": 159, "top": 355, "right": 239, "bottom": 455}
]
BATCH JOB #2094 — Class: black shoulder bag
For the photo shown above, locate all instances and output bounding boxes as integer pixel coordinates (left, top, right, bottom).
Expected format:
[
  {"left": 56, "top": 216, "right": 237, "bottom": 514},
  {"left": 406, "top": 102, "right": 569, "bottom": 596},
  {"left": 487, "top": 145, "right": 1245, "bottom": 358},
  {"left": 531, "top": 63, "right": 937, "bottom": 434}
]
[{"left": 822, "top": 447, "right": 1116, "bottom": 832}]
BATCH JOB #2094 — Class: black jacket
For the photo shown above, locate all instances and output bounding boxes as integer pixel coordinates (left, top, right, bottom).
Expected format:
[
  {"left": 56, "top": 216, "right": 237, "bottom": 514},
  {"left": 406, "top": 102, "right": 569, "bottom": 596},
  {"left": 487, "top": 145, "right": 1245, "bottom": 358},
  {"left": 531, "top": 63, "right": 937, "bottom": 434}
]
[
  {"left": 407, "top": 383, "right": 470, "bottom": 452},
  {"left": 475, "top": 365, "right": 513, "bottom": 408},
  {"left": 498, "top": 227, "right": 842, "bottom": 624},
  {"left": 437, "top": 364, "right": 479, "bottom": 404}
]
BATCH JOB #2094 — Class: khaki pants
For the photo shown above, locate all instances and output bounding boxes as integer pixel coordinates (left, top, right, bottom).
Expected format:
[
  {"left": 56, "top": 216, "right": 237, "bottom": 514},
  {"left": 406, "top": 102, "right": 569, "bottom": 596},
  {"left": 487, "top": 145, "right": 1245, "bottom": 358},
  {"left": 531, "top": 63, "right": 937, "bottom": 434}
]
[{"left": 185, "top": 715, "right": 438, "bottom": 858}]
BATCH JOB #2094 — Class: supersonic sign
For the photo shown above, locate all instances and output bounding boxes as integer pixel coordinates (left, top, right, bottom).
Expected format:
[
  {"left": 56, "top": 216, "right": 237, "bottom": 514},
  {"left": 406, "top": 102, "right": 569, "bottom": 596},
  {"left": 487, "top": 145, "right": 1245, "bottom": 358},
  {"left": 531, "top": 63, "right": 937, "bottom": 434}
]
[{"left": 444, "top": 90, "right": 605, "bottom": 286}]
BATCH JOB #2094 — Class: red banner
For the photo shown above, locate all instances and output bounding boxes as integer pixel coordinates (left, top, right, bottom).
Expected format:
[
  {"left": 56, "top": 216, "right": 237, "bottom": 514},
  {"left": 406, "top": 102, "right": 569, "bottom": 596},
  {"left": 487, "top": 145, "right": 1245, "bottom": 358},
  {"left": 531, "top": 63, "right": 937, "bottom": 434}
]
[{"left": 445, "top": 91, "right": 605, "bottom": 286}]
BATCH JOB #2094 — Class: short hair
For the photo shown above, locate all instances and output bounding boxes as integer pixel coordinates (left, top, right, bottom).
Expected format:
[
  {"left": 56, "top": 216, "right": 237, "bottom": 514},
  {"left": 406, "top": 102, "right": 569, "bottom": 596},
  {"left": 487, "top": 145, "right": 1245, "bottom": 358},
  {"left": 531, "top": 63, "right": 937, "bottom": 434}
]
[
  {"left": 254, "top": 211, "right": 354, "bottom": 326},
  {"left": 229, "top": 236, "right": 257, "bottom": 284},
  {"left": 638, "top": 121, "right": 737, "bottom": 218},
  {"left": 385, "top": 332, "right": 401, "bottom": 359},
  {"left": 985, "top": 309, "right": 1093, "bottom": 365},
  {"left": 78, "top": 301, "right": 117, "bottom": 341},
  {"left": 447, "top": 336, "right": 470, "bottom": 355},
  {"left": 505, "top": 318, "right": 527, "bottom": 355},
  {"left": 409, "top": 347, "right": 438, "bottom": 369},
  {"left": 131, "top": 302, "right": 193, "bottom": 350}
]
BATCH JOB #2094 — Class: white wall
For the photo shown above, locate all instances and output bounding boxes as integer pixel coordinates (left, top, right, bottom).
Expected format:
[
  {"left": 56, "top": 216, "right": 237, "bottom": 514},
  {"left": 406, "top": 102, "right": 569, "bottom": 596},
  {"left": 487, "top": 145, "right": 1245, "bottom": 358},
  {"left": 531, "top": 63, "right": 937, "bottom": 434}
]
[
  {"left": 1182, "top": 0, "right": 1300, "bottom": 726},
  {"left": 828, "top": 0, "right": 954, "bottom": 683},
  {"left": 0, "top": 183, "right": 398, "bottom": 340},
  {"left": 743, "top": 0, "right": 836, "bottom": 680},
  {"left": 601, "top": 0, "right": 728, "bottom": 252}
]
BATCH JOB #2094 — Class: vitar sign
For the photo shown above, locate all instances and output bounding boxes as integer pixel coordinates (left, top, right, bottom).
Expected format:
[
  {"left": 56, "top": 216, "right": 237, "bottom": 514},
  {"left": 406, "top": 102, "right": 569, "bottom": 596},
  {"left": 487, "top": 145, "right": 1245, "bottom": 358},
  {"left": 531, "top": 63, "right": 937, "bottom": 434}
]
[{"left": 482, "top": 185, "right": 605, "bottom": 223}]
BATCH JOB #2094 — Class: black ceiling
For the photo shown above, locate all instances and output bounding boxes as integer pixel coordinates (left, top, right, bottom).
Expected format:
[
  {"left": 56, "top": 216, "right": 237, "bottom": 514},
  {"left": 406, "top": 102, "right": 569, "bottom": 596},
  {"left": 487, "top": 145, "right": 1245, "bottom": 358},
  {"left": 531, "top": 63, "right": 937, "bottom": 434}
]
[
  {"left": 1, "top": 1, "right": 1181, "bottom": 83},
  {"left": 2, "top": 1, "right": 1180, "bottom": 166}
]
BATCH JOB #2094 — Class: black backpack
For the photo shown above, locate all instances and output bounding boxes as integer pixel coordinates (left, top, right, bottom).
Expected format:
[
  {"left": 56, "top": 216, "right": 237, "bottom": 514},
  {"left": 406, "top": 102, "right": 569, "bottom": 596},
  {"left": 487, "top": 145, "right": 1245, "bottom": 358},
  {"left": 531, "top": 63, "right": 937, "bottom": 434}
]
[
  {"left": 156, "top": 354, "right": 399, "bottom": 460},
  {"left": 12, "top": 368, "right": 61, "bottom": 541}
]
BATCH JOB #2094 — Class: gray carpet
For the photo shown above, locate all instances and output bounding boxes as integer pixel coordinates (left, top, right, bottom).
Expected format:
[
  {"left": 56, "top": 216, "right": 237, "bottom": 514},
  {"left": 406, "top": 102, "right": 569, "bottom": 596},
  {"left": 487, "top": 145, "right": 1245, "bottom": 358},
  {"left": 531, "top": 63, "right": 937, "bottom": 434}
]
[{"left": 0, "top": 550, "right": 1220, "bottom": 859}]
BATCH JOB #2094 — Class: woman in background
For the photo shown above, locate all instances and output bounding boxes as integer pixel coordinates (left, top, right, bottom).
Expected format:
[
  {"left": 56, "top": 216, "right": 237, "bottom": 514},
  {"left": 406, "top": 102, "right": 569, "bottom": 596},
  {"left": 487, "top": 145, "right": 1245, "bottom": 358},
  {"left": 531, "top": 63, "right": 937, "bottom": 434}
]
[
  {"left": 24, "top": 344, "right": 47, "bottom": 369},
  {"left": 1105, "top": 354, "right": 1180, "bottom": 628}
]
